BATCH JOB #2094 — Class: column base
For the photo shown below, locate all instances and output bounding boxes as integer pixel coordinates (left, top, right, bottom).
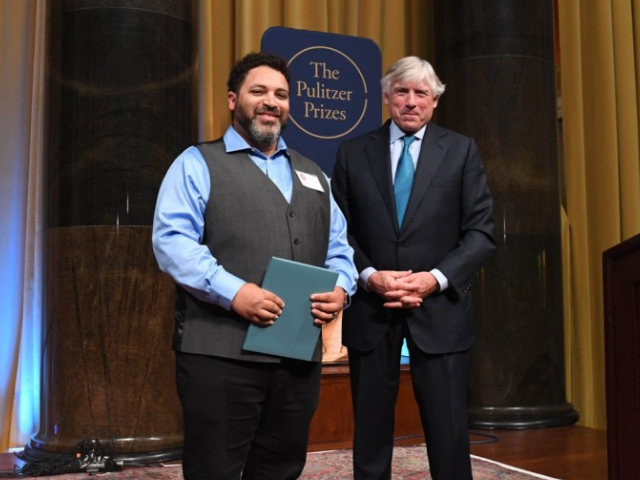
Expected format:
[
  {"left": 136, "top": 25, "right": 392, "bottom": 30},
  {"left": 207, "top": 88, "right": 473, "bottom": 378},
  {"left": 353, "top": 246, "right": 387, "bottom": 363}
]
[{"left": 469, "top": 404, "right": 579, "bottom": 429}]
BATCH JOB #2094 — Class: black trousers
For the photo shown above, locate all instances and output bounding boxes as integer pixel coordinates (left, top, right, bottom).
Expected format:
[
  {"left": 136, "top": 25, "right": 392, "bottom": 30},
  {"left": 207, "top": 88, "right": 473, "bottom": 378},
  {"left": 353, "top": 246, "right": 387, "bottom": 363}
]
[
  {"left": 175, "top": 352, "right": 322, "bottom": 480},
  {"left": 348, "top": 321, "right": 473, "bottom": 480}
]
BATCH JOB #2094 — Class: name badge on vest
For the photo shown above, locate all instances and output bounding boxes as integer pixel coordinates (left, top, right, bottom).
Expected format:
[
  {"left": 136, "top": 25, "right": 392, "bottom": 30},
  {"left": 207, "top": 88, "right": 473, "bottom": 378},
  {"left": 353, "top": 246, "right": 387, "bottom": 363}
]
[{"left": 295, "top": 170, "right": 325, "bottom": 192}]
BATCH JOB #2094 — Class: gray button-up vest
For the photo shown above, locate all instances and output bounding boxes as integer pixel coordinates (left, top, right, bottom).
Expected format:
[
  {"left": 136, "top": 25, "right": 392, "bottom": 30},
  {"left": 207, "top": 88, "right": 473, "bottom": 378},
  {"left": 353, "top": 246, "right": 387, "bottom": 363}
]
[{"left": 173, "top": 139, "right": 331, "bottom": 363}]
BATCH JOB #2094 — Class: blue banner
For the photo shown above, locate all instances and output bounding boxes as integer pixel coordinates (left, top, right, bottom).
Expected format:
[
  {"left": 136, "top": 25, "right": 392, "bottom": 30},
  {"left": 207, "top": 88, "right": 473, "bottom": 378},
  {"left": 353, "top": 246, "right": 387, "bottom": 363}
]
[{"left": 262, "top": 27, "right": 382, "bottom": 175}]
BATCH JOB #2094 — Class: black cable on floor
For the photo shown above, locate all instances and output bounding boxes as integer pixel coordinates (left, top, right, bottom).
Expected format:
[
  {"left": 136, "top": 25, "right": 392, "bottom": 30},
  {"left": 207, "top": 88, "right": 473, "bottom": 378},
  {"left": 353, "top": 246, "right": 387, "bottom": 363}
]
[
  {"left": 469, "top": 430, "right": 500, "bottom": 445},
  {"left": 393, "top": 430, "right": 500, "bottom": 445},
  {"left": 0, "top": 438, "right": 122, "bottom": 478}
]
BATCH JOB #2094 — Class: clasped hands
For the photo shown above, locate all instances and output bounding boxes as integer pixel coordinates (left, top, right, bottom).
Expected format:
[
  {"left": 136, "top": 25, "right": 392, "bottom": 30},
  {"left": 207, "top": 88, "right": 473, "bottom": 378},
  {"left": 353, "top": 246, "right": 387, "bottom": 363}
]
[
  {"left": 231, "top": 283, "right": 345, "bottom": 326},
  {"left": 367, "top": 270, "right": 439, "bottom": 309}
]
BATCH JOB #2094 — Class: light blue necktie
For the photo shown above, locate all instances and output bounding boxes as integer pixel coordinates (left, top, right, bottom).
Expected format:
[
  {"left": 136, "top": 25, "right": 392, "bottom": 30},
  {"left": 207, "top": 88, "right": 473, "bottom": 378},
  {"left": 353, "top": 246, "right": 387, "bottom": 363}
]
[{"left": 394, "top": 134, "right": 416, "bottom": 226}]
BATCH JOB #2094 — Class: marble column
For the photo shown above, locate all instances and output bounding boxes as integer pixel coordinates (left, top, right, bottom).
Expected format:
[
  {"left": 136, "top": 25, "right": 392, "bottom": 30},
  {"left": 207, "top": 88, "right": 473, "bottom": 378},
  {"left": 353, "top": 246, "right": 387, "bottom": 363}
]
[
  {"left": 27, "top": 0, "right": 196, "bottom": 461},
  {"left": 433, "top": 0, "right": 578, "bottom": 428}
]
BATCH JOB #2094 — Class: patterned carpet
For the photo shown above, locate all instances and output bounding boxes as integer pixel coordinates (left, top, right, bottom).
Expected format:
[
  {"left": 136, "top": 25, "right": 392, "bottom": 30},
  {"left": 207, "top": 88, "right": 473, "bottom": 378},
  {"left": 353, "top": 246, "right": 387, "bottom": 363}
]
[
  {"left": 302, "top": 448, "right": 559, "bottom": 479},
  {"left": 4, "top": 446, "right": 559, "bottom": 479}
]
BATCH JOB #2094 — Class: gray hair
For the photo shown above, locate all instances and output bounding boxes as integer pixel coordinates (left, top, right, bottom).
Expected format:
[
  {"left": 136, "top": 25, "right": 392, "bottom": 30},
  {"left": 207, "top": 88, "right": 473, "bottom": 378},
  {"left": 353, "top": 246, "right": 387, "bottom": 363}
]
[{"left": 380, "top": 56, "right": 446, "bottom": 98}]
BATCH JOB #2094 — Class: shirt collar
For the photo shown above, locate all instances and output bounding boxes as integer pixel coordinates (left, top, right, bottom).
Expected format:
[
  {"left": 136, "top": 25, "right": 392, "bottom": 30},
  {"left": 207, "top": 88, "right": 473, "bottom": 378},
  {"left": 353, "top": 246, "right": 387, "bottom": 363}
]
[
  {"left": 223, "top": 126, "right": 289, "bottom": 159},
  {"left": 389, "top": 121, "right": 427, "bottom": 144}
]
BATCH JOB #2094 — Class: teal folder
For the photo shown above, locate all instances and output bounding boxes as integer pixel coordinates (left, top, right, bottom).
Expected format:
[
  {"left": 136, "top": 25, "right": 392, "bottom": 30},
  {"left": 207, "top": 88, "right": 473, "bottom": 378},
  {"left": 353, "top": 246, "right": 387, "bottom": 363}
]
[{"left": 242, "top": 257, "right": 339, "bottom": 361}]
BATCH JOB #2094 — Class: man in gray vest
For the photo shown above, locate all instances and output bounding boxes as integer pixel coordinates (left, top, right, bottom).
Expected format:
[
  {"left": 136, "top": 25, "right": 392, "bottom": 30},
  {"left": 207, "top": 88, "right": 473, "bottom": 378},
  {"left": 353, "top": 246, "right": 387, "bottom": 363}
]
[{"left": 152, "top": 52, "right": 357, "bottom": 480}]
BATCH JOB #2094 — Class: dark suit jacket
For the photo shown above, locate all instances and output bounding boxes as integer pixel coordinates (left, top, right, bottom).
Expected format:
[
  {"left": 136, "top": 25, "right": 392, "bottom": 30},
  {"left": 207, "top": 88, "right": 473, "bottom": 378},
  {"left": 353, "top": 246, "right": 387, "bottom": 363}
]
[{"left": 332, "top": 121, "right": 495, "bottom": 354}]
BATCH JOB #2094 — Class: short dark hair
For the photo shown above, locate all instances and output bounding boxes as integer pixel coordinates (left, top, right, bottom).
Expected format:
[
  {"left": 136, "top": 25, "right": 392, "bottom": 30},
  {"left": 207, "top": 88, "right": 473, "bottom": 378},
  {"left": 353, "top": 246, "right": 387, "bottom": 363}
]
[{"left": 227, "top": 52, "right": 291, "bottom": 94}]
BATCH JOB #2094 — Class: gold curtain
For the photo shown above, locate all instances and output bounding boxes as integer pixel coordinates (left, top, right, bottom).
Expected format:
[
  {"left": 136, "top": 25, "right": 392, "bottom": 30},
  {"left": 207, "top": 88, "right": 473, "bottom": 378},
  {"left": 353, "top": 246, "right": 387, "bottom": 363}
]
[
  {"left": 557, "top": 0, "right": 640, "bottom": 429},
  {"left": 6, "top": 0, "right": 637, "bottom": 450},
  {"left": 198, "top": 0, "right": 433, "bottom": 141}
]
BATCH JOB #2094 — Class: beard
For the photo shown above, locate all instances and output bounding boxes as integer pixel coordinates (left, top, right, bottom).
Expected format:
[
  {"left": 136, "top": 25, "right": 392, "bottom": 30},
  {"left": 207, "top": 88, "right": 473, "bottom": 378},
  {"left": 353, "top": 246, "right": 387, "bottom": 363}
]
[{"left": 235, "top": 105, "right": 287, "bottom": 150}]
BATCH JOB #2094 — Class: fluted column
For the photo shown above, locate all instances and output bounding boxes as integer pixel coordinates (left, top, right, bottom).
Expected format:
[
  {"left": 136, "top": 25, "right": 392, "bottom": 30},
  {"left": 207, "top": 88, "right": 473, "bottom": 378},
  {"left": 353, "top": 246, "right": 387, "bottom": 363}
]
[
  {"left": 434, "top": 0, "right": 578, "bottom": 428},
  {"left": 27, "top": 0, "right": 196, "bottom": 461}
]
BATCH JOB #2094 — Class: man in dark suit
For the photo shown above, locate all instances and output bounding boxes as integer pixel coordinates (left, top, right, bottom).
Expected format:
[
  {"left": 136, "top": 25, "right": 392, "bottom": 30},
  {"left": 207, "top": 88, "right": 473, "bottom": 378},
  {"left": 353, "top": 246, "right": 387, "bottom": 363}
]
[{"left": 331, "top": 56, "right": 495, "bottom": 480}]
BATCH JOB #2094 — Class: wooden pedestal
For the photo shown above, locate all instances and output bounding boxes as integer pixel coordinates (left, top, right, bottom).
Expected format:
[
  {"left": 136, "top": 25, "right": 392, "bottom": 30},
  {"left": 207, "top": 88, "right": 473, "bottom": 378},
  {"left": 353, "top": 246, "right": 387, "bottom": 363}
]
[{"left": 308, "top": 361, "right": 422, "bottom": 452}]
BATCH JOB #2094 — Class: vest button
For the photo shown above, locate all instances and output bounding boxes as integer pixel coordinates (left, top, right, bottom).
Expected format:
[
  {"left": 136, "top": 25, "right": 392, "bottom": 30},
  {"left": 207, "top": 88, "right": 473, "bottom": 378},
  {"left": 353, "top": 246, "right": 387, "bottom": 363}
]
[
  {"left": 289, "top": 211, "right": 295, "bottom": 217},
  {"left": 293, "top": 238, "right": 300, "bottom": 245}
]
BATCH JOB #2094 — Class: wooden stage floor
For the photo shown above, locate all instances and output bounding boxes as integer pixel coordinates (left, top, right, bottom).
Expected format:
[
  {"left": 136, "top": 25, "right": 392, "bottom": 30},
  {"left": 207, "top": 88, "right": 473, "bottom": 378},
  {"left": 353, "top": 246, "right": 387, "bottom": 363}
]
[
  {"left": 470, "top": 425, "right": 607, "bottom": 479},
  {"left": 0, "top": 424, "right": 606, "bottom": 479},
  {"left": 397, "top": 424, "right": 607, "bottom": 480}
]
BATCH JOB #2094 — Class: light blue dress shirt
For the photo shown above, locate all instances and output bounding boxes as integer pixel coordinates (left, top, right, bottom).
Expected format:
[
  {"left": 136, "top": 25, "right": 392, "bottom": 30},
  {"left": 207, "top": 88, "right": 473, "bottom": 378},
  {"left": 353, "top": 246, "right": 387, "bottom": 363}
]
[
  {"left": 359, "top": 121, "right": 448, "bottom": 292},
  {"left": 152, "top": 126, "right": 358, "bottom": 310}
]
